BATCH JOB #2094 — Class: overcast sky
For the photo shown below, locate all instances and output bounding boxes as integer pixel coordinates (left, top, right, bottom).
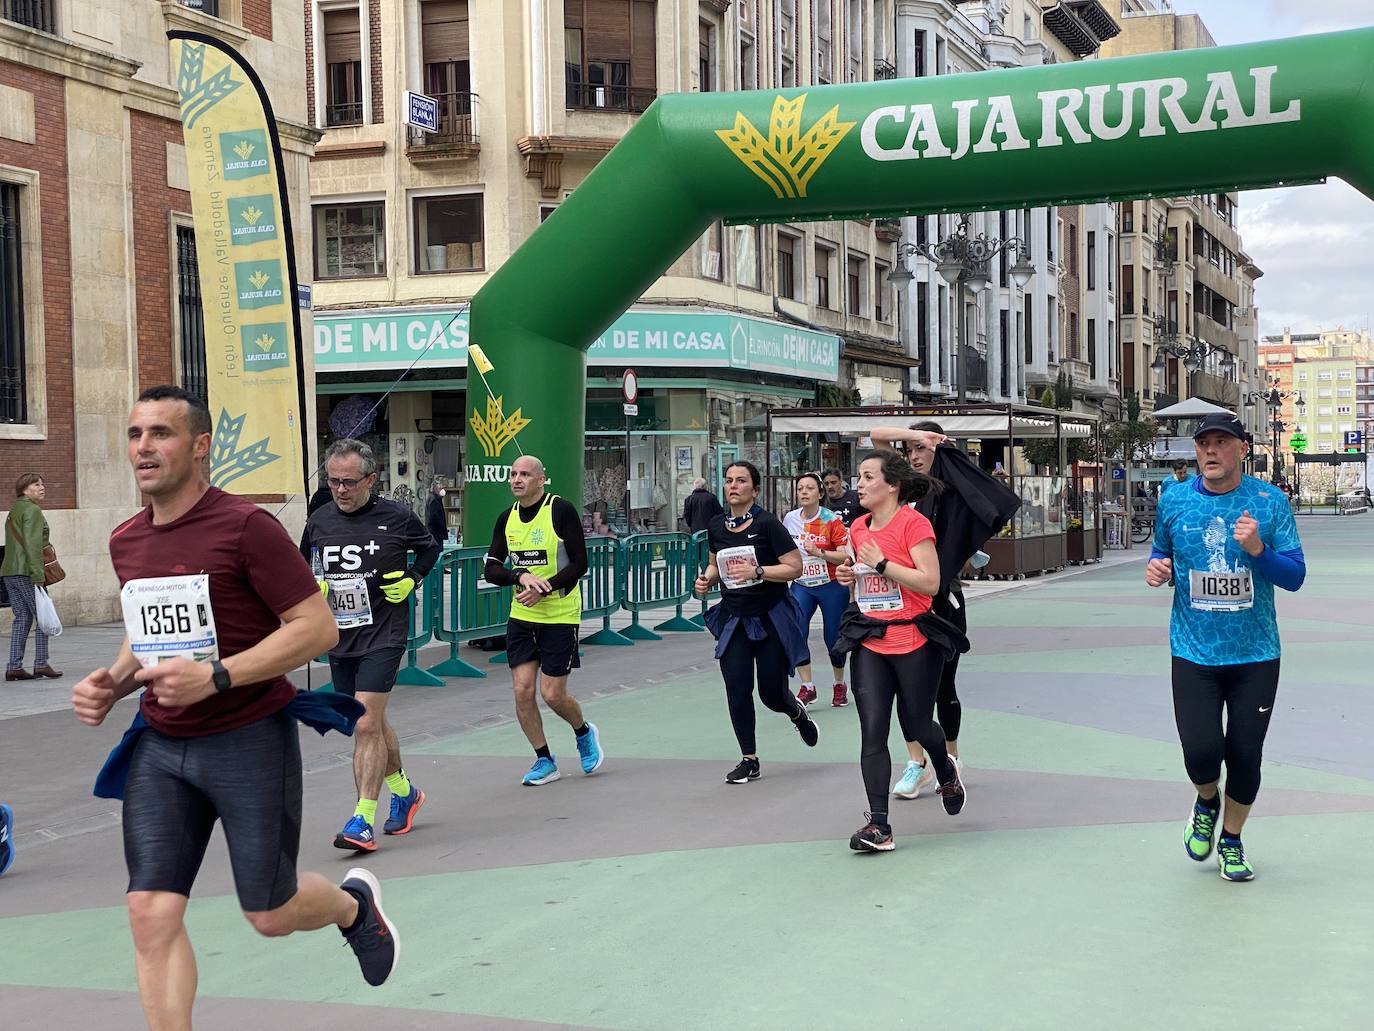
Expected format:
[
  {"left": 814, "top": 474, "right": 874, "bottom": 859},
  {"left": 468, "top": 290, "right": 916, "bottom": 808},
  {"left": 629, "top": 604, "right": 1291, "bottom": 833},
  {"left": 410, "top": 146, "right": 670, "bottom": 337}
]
[{"left": 1175, "top": 1, "right": 1373, "bottom": 339}]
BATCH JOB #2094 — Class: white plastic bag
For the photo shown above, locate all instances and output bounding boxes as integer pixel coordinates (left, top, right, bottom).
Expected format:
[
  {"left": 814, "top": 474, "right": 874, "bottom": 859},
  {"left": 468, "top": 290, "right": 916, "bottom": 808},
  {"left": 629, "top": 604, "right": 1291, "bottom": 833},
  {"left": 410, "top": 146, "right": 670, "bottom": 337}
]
[{"left": 34, "top": 585, "right": 62, "bottom": 637}]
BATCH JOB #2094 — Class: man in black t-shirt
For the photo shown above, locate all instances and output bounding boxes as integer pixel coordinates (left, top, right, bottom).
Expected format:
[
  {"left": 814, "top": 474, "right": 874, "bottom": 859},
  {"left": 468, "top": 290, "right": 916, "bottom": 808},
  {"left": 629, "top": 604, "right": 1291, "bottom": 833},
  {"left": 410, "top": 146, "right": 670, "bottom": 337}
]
[
  {"left": 301, "top": 439, "right": 442, "bottom": 852},
  {"left": 822, "top": 468, "right": 863, "bottom": 525}
]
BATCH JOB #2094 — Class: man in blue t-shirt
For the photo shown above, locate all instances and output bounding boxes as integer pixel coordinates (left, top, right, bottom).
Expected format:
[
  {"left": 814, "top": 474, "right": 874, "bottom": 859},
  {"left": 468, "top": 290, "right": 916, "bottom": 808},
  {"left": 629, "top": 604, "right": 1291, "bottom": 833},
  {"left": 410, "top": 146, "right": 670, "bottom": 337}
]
[
  {"left": 1159, "top": 461, "right": 1194, "bottom": 496},
  {"left": 1145, "top": 413, "right": 1305, "bottom": 882}
]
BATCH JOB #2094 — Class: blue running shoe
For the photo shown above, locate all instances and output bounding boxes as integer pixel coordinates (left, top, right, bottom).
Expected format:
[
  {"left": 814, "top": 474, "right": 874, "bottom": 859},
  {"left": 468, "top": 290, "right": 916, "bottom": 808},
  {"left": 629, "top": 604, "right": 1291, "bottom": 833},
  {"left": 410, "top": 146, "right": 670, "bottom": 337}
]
[
  {"left": 522, "top": 756, "right": 561, "bottom": 786},
  {"left": 1184, "top": 801, "right": 1218, "bottom": 862},
  {"left": 383, "top": 784, "right": 425, "bottom": 836},
  {"left": 334, "top": 814, "right": 377, "bottom": 852},
  {"left": 0, "top": 803, "right": 14, "bottom": 877},
  {"left": 576, "top": 723, "right": 604, "bottom": 775}
]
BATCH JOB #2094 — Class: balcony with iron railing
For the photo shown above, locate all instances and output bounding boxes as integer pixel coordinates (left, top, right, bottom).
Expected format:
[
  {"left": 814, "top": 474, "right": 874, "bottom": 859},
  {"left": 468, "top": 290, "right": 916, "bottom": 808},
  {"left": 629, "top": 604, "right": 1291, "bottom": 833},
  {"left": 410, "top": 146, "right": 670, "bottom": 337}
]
[
  {"left": 566, "top": 82, "right": 655, "bottom": 115},
  {"left": 325, "top": 100, "right": 364, "bottom": 128},
  {"left": 174, "top": 0, "right": 219, "bottom": 15},
  {"left": 873, "top": 58, "right": 897, "bottom": 81},
  {"left": 1, "top": 0, "right": 55, "bottom": 31},
  {"left": 405, "top": 92, "right": 480, "bottom": 164}
]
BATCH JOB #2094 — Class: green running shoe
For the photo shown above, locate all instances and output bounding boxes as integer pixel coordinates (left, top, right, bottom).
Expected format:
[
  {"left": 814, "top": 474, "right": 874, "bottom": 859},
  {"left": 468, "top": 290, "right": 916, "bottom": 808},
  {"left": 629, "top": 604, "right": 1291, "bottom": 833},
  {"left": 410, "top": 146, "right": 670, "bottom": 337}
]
[
  {"left": 1184, "top": 801, "right": 1218, "bottom": 861},
  {"left": 1217, "top": 839, "right": 1255, "bottom": 881}
]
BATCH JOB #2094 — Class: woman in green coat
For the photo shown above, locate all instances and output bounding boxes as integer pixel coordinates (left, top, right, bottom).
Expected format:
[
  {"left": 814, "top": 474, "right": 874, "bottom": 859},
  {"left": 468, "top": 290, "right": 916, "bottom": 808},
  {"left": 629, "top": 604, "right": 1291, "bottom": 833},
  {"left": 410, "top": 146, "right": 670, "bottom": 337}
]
[{"left": 3, "top": 473, "right": 60, "bottom": 680}]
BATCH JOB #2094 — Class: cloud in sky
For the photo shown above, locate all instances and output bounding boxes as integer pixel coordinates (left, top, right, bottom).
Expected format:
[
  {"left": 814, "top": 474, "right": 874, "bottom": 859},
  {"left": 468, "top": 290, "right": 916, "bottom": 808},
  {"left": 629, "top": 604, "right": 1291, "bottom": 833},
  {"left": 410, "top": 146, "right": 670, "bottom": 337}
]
[{"left": 1184, "top": 1, "right": 1374, "bottom": 337}]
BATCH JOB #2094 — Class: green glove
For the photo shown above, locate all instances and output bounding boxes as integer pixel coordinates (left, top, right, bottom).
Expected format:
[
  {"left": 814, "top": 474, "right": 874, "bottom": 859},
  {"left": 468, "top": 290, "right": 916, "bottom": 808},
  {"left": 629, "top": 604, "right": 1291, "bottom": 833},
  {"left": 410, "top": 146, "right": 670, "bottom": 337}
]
[
  {"left": 380, "top": 571, "right": 416, "bottom": 604},
  {"left": 317, "top": 579, "right": 329, "bottom": 598}
]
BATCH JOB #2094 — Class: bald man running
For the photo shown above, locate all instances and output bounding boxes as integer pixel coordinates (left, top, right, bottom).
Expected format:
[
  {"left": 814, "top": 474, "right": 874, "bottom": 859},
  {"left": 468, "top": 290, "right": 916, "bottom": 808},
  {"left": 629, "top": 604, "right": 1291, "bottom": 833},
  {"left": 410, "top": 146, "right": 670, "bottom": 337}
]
[{"left": 484, "top": 456, "right": 603, "bottom": 785}]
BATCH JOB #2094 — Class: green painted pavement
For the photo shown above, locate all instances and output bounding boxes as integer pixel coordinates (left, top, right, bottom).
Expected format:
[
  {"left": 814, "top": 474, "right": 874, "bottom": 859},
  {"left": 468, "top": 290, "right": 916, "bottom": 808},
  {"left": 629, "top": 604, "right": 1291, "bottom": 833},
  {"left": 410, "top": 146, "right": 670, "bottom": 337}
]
[
  {"left": 407, "top": 672, "right": 1374, "bottom": 797},
  {"left": 4, "top": 813, "right": 1372, "bottom": 1029}
]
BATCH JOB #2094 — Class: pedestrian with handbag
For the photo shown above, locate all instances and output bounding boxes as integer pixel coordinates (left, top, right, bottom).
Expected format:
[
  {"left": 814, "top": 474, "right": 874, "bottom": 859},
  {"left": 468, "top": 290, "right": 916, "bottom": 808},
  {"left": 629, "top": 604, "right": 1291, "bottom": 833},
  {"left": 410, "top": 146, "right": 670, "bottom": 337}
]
[{"left": 3, "top": 473, "right": 62, "bottom": 680}]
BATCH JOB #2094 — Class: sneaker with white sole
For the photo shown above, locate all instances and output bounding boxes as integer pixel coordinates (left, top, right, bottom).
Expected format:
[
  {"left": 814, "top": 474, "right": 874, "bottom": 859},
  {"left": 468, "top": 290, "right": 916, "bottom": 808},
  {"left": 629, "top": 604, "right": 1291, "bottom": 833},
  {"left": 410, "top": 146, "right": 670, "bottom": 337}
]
[
  {"left": 892, "top": 760, "right": 936, "bottom": 799},
  {"left": 340, "top": 867, "right": 400, "bottom": 987},
  {"left": 522, "top": 756, "right": 560, "bottom": 786}
]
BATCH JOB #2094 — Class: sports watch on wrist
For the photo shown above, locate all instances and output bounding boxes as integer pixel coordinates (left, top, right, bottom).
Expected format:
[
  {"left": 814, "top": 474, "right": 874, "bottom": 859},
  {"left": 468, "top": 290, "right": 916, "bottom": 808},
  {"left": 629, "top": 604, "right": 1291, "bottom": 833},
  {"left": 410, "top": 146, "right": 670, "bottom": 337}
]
[
  {"left": 875, "top": 559, "right": 889, "bottom": 576},
  {"left": 754, "top": 564, "right": 765, "bottom": 581},
  {"left": 210, "top": 660, "right": 232, "bottom": 693}
]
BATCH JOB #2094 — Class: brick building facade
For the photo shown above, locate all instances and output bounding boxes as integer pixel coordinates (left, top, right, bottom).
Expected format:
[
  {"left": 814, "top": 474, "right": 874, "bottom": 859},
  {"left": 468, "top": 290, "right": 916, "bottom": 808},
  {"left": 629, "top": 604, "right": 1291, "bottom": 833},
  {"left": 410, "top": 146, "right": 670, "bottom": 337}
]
[{"left": 1, "top": 1, "right": 319, "bottom": 625}]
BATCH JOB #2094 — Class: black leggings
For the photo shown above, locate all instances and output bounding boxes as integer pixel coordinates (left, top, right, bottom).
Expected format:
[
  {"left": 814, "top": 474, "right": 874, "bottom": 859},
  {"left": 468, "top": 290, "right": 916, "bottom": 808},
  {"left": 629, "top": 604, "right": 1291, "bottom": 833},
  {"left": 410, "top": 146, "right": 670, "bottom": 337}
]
[
  {"left": 1171, "top": 656, "right": 1280, "bottom": 807},
  {"left": 720, "top": 619, "right": 804, "bottom": 756},
  {"left": 852, "top": 644, "right": 949, "bottom": 816},
  {"left": 898, "top": 590, "right": 966, "bottom": 744}
]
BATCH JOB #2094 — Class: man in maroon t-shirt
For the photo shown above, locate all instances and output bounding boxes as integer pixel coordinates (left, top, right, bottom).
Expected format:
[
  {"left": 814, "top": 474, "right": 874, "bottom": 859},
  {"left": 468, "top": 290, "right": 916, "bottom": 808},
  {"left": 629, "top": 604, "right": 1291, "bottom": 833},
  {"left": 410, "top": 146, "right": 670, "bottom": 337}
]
[{"left": 71, "top": 386, "right": 403, "bottom": 1025}]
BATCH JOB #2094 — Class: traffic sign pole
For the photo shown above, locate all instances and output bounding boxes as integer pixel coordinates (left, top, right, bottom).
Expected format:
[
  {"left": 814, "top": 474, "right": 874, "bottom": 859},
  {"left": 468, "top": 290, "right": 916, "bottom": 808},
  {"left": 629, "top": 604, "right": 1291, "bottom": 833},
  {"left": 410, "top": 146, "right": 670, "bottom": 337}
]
[{"left": 623, "top": 370, "right": 638, "bottom": 533}]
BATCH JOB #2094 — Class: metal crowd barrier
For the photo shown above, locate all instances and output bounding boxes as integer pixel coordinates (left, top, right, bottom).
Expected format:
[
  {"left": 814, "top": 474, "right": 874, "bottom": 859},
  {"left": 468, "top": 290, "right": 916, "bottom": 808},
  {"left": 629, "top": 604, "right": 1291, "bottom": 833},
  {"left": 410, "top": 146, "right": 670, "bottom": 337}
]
[
  {"left": 581, "top": 535, "right": 632, "bottom": 646},
  {"left": 620, "top": 532, "right": 703, "bottom": 639},
  {"left": 395, "top": 564, "right": 446, "bottom": 686},
  {"left": 690, "top": 530, "right": 718, "bottom": 627},
  {"left": 426, "top": 546, "right": 513, "bottom": 679}
]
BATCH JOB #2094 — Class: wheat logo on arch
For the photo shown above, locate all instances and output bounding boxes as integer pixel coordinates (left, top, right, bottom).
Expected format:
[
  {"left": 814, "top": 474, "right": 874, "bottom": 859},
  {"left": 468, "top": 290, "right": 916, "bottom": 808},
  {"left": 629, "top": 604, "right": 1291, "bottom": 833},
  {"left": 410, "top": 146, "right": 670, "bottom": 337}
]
[{"left": 716, "top": 94, "right": 856, "bottom": 200}]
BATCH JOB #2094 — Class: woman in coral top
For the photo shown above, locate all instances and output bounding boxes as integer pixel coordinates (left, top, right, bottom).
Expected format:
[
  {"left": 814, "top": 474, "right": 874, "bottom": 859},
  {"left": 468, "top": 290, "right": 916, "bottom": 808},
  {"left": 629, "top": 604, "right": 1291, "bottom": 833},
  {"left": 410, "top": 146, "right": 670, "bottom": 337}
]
[
  {"left": 838, "top": 450, "right": 967, "bottom": 852},
  {"left": 782, "top": 473, "right": 851, "bottom": 707}
]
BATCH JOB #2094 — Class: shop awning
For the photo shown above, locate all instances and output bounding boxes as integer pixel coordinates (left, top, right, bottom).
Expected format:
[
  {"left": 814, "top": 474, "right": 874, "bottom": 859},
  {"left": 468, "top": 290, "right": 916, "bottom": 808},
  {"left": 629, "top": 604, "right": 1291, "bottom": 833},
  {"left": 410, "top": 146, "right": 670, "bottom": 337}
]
[{"left": 770, "top": 412, "right": 1093, "bottom": 438}]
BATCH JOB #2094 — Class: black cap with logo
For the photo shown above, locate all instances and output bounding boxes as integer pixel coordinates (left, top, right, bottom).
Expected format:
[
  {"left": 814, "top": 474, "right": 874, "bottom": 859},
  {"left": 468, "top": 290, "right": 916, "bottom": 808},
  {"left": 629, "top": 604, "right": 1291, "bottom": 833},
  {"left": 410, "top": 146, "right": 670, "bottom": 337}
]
[{"left": 1191, "top": 413, "right": 1250, "bottom": 442}]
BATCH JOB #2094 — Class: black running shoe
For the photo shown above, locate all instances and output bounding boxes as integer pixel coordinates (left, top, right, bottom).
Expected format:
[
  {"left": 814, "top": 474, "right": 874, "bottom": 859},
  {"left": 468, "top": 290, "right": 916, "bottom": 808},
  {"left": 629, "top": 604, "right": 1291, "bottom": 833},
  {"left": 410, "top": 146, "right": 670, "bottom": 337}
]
[
  {"left": 849, "top": 815, "right": 895, "bottom": 852},
  {"left": 726, "top": 757, "right": 761, "bottom": 784},
  {"left": 792, "top": 707, "right": 820, "bottom": 747},
  {"left": 340, "top": 867, "right": 400, "bottom": 986},
  {"left": 936, "top": 759, "right": 966, "bottom": 816}
]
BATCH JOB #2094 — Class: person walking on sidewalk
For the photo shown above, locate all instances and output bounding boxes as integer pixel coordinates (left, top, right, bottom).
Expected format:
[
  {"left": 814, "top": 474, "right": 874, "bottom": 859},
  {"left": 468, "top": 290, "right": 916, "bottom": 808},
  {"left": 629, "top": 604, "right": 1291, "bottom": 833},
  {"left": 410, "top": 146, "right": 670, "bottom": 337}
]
[
  {"left": 70, "top": 385, "right": 399, "bottom": 1030},
  {"left": 683, "top": 477, "right": 723, "bottom": 534},
  {"left": 484, "top": 455, "right": 603, "bottom": 785},
  {"left": 782, "top": 473, "right": 851, "bottom": 708},
  {"left": 1145, "top": 413, "right": 1306, "bottom": 882},
  {"left": 301, "top": 438, "right": 441, "bottom": 852},
  {"left": 3, "top": 473, "right": 61, "bottom": 682},
  {"left": 695, "top": 461, "right": 818, "bottom": 784},
  {"left": 870, "top": 423, "right": 1020, "bottom": 799},
  {"left": 838, "top": 450, "right": 966, "bottom": 852}
]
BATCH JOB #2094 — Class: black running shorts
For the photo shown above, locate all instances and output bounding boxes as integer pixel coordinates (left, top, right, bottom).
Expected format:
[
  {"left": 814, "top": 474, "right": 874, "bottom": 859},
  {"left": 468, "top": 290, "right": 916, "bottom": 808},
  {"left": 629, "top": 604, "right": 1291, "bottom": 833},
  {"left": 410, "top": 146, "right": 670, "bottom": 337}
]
[
  {"left": 505, "top": 618, "right": 580, "bottom": 677},
  {"left": 327, "top": 645, "right": 406, "bottom": 696},
  {"left": 122, "top": 708, "right": 301, "bottom": 912}
]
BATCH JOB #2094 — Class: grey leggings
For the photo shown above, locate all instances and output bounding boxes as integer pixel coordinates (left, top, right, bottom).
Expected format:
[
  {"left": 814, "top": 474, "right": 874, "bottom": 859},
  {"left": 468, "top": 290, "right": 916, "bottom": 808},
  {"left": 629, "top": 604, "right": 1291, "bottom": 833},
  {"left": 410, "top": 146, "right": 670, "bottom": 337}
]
[{"left": 4, "top": 575, "right": 49, "bottom": 670}]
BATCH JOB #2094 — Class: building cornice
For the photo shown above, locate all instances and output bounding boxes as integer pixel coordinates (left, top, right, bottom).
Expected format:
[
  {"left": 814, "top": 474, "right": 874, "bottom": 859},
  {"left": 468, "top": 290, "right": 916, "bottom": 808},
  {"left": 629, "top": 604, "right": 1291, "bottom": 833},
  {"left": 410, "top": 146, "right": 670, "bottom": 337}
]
[{"left": 0, "top": 21, "right": 141, "bottom": 86}]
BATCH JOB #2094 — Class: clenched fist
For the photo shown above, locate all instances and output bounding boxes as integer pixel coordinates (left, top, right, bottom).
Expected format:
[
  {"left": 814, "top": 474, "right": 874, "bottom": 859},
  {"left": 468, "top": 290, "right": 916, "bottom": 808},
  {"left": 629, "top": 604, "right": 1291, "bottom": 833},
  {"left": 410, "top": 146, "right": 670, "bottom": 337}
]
[{"left": 1145, "top": 556, "right": 1173, "bottom": 588}]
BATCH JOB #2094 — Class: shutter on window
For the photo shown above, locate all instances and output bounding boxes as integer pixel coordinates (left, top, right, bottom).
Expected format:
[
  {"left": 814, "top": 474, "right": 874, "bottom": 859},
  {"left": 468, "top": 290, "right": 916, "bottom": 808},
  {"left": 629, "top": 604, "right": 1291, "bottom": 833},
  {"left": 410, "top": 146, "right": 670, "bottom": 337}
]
[
  {"left": 324, "top": 10, "right": 361, "bottom": 63},
  {"left": 422, "top": 0, "right": 469, "bottom": 63},
  {"left": 587, "top": 0, "right": 631, "bottom": 61},
  {"left": 630, "top": 0, "right": 656, "bottom": 90}
]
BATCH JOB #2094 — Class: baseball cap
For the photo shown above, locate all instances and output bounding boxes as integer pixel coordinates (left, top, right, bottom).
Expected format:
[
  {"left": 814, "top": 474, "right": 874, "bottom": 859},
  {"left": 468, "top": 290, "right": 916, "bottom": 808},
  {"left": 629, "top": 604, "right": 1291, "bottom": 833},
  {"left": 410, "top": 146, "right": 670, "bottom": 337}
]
[{"left": 1192, "top": 413, "right": 1249, "bottom": 442}]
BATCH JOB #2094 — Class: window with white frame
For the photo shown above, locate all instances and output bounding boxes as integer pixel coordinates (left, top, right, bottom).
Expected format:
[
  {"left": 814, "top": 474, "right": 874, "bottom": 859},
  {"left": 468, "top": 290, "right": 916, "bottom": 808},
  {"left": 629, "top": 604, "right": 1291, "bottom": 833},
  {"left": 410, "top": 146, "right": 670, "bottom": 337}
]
[
  {"left": 777, "top": 231, "right": 802, "bottom": 300},
  {"left": 733, "top": 224, "right": 762, "bottom": 290},
  {"left": 874, "top": 262, "right": 890, "bottom": 322},
  {"left": 314, "top": 201, "right": 385, "bottom": 278},
  {"left": 779, "top": 0, "right": 796, "bottom": 87},
  {"left": 702, "top": 221, "right": 723, "bottom": 281},
  {"left": 846, "top": 253, "right": 866, "bottom": 316},
  {"left": 414, "top": 194, "right": 484, "bottom": 273},
  {"left": 0, "top": 181, "right": 28, "bottom": 424},
  {"left": 815, "top": 243, "right": 834, "bottom": 308},
  {"left": 816, "top": 0, "right": 833, "bottom": 84},
  {"left": 323, "top": 7, "right": 364, "bottom": 127}
]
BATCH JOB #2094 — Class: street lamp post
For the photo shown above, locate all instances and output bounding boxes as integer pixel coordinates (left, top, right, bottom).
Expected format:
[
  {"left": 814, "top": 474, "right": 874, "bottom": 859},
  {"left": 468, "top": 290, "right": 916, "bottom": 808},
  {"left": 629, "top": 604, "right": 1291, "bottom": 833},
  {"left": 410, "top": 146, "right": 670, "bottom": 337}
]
[
  {"left": 1243, "top": 381, "right": 1303, "bottom": 486},
  {"left": 1148, "top": 320, "right": 1236, "bottom": 398},
  {"left": 888, "top": 214, "right": 1034, "bottom": 406}
]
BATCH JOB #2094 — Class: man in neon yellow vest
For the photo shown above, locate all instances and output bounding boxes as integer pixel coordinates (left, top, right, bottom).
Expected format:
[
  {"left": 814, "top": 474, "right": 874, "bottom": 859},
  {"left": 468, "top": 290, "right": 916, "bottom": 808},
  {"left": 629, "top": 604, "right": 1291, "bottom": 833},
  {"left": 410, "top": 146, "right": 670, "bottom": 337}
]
[{"left": 484, "top": 455, "right": 603, "bottom": 785}]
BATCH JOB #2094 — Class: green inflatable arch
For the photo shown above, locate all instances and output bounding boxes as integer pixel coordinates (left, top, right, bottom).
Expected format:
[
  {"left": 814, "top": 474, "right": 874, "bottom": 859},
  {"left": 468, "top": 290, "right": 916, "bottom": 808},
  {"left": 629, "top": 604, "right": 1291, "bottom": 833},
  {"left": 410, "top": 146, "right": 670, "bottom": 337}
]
[{"left": 463, "top": 26, "right": 1374, "bottom": 539}]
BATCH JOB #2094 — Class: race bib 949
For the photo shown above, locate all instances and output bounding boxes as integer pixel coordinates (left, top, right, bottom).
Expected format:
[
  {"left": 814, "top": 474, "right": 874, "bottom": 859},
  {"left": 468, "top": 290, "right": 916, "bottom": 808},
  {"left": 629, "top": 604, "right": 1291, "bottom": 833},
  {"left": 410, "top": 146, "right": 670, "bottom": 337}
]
[{"left": 121, "top": 574, "right": 219, "bottom": 668}]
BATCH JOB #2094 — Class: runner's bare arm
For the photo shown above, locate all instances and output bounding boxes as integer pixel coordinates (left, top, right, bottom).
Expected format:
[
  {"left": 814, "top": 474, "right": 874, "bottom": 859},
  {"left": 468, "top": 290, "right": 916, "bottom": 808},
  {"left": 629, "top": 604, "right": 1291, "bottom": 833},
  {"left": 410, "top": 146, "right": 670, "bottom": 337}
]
[
  {"left": 869, "top": 427, "right": 948, "bottom": 450},
  {"left": 762, "top": 548, "right": 803, "bottom": 583},
  {"left": 694, "top": 554, "right": 721, "bottom": 596}
]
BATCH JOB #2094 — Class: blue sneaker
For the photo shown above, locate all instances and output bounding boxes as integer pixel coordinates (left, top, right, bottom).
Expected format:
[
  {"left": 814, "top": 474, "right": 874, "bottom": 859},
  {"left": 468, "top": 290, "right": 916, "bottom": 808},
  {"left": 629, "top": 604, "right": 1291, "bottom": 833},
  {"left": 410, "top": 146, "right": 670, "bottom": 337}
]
[
  {"left": 383, "top": 784, "right": 425, "bottom": 836},
  {"left": 522, "top": 756, "right": 560, "bottom": 786},
  {"left": 334, "top": 814, "right": 377, "bottom": 852},
  {"left": 0, "top": 803, "right": 14, "bottom": 877},
  {"left": 576, "top": 723, "right": 604, "bottom": 775}
]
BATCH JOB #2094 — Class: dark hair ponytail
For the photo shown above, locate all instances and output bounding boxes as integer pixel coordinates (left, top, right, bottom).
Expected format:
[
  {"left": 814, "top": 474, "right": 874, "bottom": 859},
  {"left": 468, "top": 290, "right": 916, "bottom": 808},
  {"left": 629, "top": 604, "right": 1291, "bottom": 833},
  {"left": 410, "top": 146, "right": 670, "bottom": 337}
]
[{"left": 860, "top": 450, "right": 942, "bottom": 504}]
